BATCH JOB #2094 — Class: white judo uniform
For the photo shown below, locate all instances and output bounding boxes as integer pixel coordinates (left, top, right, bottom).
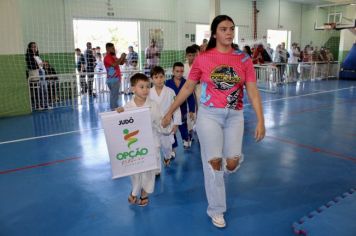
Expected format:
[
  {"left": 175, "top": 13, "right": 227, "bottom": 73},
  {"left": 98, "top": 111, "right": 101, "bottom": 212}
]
[
  {"left": 149, "top": 86, "right": 182, "bottom": 162},
  {"left": 124, "top": 97, "right": 161, "bottom": 196}
]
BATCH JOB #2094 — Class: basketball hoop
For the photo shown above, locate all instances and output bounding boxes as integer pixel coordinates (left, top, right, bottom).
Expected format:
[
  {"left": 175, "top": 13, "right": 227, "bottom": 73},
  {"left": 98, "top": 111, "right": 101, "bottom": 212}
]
[{"left": 324, "top": 22, "right": 337, "bottom": 31}]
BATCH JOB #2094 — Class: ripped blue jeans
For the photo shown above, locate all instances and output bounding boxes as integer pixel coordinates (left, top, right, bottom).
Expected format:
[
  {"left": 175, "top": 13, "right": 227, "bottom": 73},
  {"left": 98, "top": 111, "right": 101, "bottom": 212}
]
[{"left": 196, "top": 105, "right": 244, "bottom": 217}]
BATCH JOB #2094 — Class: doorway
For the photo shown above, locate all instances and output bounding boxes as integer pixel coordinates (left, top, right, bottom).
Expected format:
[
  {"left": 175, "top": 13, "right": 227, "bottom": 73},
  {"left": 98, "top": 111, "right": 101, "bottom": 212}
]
[
  {"left": 73, "top": 19, "right": 140, "bottom": 56},
  {"left": 267, "top": 29, "right": 291, "bottom": 55}
]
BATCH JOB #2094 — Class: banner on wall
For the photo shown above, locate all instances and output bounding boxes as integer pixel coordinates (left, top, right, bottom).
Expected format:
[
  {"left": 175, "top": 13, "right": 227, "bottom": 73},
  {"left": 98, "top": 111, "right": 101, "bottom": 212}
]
[
  {"left": 149, "top": 29, "right": 164, "bottom": 52},
  {"left": 100, "top": 107, "right": 158, "bottom": 179}
]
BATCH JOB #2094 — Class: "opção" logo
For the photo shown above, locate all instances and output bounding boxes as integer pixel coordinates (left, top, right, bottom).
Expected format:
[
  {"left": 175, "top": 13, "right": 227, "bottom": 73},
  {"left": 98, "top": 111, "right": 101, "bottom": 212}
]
[
  {"left": 116, "top": 148, "right": 148, "bottom": 160},
  {"left": 116, "top": 128, "right": 149, "bottom": 161},
  {"left": 123, "top": 128, "right": 139, "bottom": 148}
]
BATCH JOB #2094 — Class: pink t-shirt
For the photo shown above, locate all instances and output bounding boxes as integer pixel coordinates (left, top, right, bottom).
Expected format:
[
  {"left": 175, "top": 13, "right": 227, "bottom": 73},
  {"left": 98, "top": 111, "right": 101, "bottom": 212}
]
[{"left": 189, "top": 48, "right": 256, "bottom": 110}]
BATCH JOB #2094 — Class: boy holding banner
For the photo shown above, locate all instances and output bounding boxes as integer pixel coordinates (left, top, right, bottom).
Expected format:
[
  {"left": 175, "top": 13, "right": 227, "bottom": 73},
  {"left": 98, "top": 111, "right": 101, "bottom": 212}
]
[
  {"left": 116, "top": 73, "right": 161, "bottom": 206},
  {"left": 149, "top": 66, "right": 182, "bottom": 167}
]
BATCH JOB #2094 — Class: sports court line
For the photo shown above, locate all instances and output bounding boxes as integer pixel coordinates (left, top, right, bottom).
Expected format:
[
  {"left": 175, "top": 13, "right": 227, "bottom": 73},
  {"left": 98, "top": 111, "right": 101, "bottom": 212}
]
[
  {"left": 244, "top": 98, "right": 356, "bottom": 126},
  {"left": 0, "top": 87, "right": 353, "bottom": 145},
  {"left": 0, "top": 128, "right": 102, "bottom": 145},
  {"left": 246, "top": 86, "right": 354, "bottom": 106},
  {"left": 266, "top": 135, "right": 356, "bottom": 163},
  {"left": 0, "top": 156, "right": 82, "bottom": 175}
]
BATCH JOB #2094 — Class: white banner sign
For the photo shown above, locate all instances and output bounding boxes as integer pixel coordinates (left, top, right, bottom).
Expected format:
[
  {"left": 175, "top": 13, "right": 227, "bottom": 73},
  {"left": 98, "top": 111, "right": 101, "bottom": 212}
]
[{"left": 100, "top": 107, "right": 158, "bottom": 179}]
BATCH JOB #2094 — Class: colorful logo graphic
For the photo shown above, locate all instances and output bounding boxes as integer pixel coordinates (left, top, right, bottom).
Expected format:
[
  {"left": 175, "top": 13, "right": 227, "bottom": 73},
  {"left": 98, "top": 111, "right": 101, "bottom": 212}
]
[
  {"left": 211, "top": 65, "right": 240, "bottom": 90},
  {"left": 123, "top": 129, "right": 139, "bottom": 148}
]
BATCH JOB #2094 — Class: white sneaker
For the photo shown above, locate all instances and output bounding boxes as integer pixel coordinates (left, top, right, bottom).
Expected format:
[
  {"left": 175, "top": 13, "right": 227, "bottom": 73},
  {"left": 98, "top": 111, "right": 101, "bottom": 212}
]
[
  {"left": 211, "top": 214, "right": 226, "bottom": 228},
  {"left": 171, "top": 151, "right": 176, "bottom": 159},
  {"left": 183, "top": 140, "right": 190, "bottom": 149}
]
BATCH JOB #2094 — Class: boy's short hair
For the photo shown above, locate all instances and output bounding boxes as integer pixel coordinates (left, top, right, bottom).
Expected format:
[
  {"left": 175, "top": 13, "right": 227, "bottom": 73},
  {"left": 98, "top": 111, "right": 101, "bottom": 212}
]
[
  {"left": 185, "top": 46, "right": 197, "bottom": 54},
  {"left": 130, "top": 73, "right": 149, "bottom": 86},
  {"left": 173, "top": 62, "right": 184, "bottom": 70},
  {"left": 150, "top": 66, "right": 165, "bottom": 77},
  {"left": 75, "top": 48, "right": 81, "bottom": 52},
  {"left": 191, "top": 44, "right": 200, "bottom": 53}
]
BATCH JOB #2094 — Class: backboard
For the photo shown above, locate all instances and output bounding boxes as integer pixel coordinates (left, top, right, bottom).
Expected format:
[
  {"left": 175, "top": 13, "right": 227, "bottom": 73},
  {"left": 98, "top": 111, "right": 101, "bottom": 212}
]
[{"left": 314, "top": 2, "right": 356, "bottom": 30}]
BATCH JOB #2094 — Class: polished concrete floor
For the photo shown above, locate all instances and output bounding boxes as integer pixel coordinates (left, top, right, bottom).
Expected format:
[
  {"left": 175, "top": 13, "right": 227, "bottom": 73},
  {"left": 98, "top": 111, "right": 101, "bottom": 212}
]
[{"left": 0, "top": 80, "right": 355, "bottom": 236}]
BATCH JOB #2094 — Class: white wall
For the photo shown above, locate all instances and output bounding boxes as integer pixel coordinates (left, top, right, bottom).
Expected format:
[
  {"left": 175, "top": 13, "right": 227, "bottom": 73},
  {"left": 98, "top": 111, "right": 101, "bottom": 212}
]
[
  {"left": 0, "top": 0, "right": 24, "bottom": 54},
  {"left": 19, "top": 0, "right": 66, "bottom": 53},
  {"left": 0, "top": 0, "right": 342, "bottom": 55},
  {"left": 220, "top": 0, "right": 302, "bottom": 47}
]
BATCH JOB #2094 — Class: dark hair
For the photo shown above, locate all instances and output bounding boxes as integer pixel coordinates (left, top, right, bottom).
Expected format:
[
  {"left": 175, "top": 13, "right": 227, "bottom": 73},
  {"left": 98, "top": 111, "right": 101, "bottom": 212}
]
[
  {"left": 75, "top": 48, "right": 81, "bottom": 52},
  {"left": 186, "top": 46, "right": 197, "bottom": 54},
  {"left": 191, "top": 44, "right": 201, "bottom": 53},
  {"left": 150, "top": 66, "right": 165, "bottom": 77},
  {"left": 173, "top": 62, "right": 184, "bottom": 69},
  {"left": 106, "top": 42, "right": 114, "bottom": 49},
  {"left": 130, "top": 73, "right": 150, "bottom": 86},
  {"left": 244, "top": 45, "right": 252, "bottom": 56},
  {"left": 96, "top": 52, "right": 102, "bottom": 57},
  {"left": 206, "top": 15, "right": 235, "bottom": 51},
  {"left": 27, "top": 42, "right": 39, "bottom": 55}
]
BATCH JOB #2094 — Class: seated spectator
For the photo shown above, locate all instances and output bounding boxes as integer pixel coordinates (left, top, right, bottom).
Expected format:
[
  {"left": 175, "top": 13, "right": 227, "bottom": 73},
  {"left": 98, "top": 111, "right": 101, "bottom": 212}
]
[
  {"left": 43, "top": 61, "right": 58, "bottom": 104},
  {"left": 43, "top": 61, "right": 58, "bottom": 80}
]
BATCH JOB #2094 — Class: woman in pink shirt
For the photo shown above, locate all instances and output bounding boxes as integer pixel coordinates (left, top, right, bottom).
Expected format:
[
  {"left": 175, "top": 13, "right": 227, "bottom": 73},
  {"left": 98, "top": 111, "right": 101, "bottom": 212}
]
[{"left": 162, "top": 15, "right": 265, "bottom": 228}]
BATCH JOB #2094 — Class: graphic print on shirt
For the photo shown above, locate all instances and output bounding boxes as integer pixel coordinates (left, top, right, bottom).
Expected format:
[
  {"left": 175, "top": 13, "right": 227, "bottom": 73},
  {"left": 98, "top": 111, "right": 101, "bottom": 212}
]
[
  {"left": 211, "top": 65, "right": 240, "bottom": 90},
  {"left": 200, "top": 82, "right": 212, "bottom": 105},
  {"left": 226, "top": 89, "right": 240, "bottom": 109},
  {"left": 210, "top": 65, "right": 242, "bottom": 109}
]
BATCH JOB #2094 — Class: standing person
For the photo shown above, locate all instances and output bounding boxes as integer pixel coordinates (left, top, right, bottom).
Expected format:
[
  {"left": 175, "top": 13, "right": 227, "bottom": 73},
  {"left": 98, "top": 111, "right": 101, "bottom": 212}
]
[
  {"left": 103, "top": 43, "right": 126, "bottom": 110},
  {"left": 183, "top": 46, "right": 198, "bottom": 78},
  {"left": 85, "top": 42, "right": 96, "bottom": 96},
  {"left": 266, "top": 43, "right": 274, "bottom": 60},
  {"left": 94, "top": 53, "right": 106, "bottom": 92},
  {"left": 165, "top": 62, "right": 195, "bottom": 152},
  {"left": 127, "top": 46, "right": 138, "bottom": 65},
  {"left": 120, "top": 59, "right": 130, "bottom": 95},
  {"left": 145, "top": 39, "right": 160, "bottom": 69},
  {"left": 25, "top": 42, "right": 42, "bottom": 79},
  {"left": 200, "top": 39, "right": 208, "bottom": 52},
  {"left": 26, "top": 42, "right": 48, "bottom": 109},
  {"left": 149, "top": 66, "right": 181, "bottom": 167},
  {"left": 116, "top": 73, "right": 161, "bottom": 206},
  {"left": 279, "top": 42, "right": 288, "bottom": 81},
  {"left": 95, "top": 46, "right": 101, "bottom": 54},
  {"left": 184, "top": 45, "right": 199, "bottom": 143},
  {"left": 75, "top": 48, "right": 87, "bottom": 94},
  {"left": 243, "top": 45, "right": 252, "bottom": 57},
  {"left": 161, "top": 15, "right": 265, "bottom": 228},
  {"left": 288, "top": 43, "right": 300, "bottom": 80}
]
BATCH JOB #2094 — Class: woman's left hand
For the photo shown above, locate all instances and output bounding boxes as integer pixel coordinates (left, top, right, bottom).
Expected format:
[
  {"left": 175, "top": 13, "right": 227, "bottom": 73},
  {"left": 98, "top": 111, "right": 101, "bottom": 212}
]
[{"left": 255, "top": 122, "right": 266, "bottom": 142}]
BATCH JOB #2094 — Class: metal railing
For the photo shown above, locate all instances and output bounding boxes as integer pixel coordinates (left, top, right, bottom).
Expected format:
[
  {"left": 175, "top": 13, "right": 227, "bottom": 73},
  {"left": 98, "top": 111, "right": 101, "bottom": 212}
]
[
  {"left": 254, "top": 64, "right": 280, "bottom": 93},
  {"left": 254, "top": 61, "right": 340, "bottom": 93},
  {"left": 27, "top": 69, "right": 144, "bottom": 111}
]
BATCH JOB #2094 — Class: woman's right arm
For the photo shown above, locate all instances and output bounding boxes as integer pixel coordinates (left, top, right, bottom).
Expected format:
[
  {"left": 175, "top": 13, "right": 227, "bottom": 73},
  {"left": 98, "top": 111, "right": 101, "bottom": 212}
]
[{"left": 162, "top": 79, "right": 197, "bottom": 127}]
